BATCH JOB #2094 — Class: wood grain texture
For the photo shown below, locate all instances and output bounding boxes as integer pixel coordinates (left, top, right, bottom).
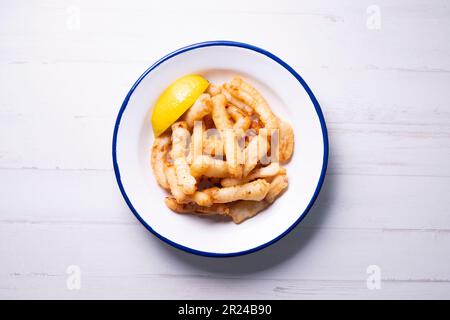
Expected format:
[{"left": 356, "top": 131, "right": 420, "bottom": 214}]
[{"left": 0, "top": 0, "right": 449, "bottom": 299}]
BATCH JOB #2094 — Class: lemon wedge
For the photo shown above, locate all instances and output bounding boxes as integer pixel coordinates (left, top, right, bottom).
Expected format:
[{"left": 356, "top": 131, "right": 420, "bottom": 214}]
[{"left": 151, "top": 74, "right": 209, "bottom": 136}]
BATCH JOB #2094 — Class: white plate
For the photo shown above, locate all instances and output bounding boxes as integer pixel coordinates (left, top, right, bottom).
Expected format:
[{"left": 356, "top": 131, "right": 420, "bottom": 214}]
[{"left": 113, "top": 41, "right": 328, "bottom": 257}]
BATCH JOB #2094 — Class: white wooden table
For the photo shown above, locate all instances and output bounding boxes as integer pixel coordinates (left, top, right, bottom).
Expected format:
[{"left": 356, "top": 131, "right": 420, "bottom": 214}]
[{"left": 1, "top": 0, "right": 449, "bottom": 299}]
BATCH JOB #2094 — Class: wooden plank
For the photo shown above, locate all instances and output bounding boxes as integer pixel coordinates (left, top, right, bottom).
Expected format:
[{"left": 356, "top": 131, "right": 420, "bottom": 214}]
[
  {"left": 0, "top": 1, "right": 449, "bottom": 71},
  {"left": 2, "top": 276, "right": 450, "bottom": 299},
  {"left": 328, "top": 123, "right": 450, "bottom": 177},
  {"left": 0, "top": 223, "right": 449, "bottom": 299}
]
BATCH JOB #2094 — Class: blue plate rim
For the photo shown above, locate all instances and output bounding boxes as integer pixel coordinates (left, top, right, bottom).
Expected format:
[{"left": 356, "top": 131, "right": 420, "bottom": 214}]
[{"left": 112, "top": 40, "right": 329, "bottom": 258}]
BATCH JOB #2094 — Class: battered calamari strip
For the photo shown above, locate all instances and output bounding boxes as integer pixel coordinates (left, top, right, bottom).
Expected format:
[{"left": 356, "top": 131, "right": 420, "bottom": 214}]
[
  {"left": 151, "top": 132, "right": 171, "bottom": 189},
  {"left": 278, "top": 120, "right": 294, "bottom": 162},
  {"left": 229, "top": 76, "right": 294, "bottom": 162},
  {"left": 223, "top": 129, "right": 243, "bottom": 178},
  {"left": 211, "top": 94, "right": 233, "bottom": 130},
  {"left": 204, "top": 179, "right": 270, "bottom": 203},
  {"left": 202, "top": 132, "right": 224, "bottom": 158},
  {"left": 228, "top": 174, "right": 288, "bottom": 223},
  {"left": 189, "top": 190, "right": 213, "bottom": 207},
  {"left": 186, "top": 121, "right": 203, "bottom": 164},
  {"left": 165, "top": 196, "right": 228, "bottom": 216},
  {"left": 182, "top": 94, "right": 212, "bottom": 128},
  {"left": 226, "top": 104, "right": 251, "bottom": 131},
  {"left": 167, "top": 197, "right": 268, "bottom": 224},
  {"left": 190, "top": 155, "right": 229, "bottom": 178},
  {"left": 220, "top": 162, "right": 284, "bottom": 187},
  {"left": 164, "top": 164, "right": 188, "bottom": 203},
  {"left": 221, "top": 85, "right": 253, "bottom": 115},
  {"left": 265, "top": 174, "right": 288, "bottom": 203},
  {"left": 242, "top": 128, "right": 269, "bottom": 176},
  {"left": 206, "top": 83, "right": 221, "bottom": 97},
  {"left": 250, "top": 116, "right": 263, "bottom": 133},
  {"left": 171, "top": 122, "right": 197, "bottom": 195},
  {"left": 229, "top": 77, "right": 278, "bottom": 128},
  {"left": 211, "top": 94, "right": 244, "bottom": 177},
  {"left": 228, "top": 201, "right": 269, "bottom": 224},
  {"left": 165, "top": 165, "right": 213, "bottom": 206}
]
